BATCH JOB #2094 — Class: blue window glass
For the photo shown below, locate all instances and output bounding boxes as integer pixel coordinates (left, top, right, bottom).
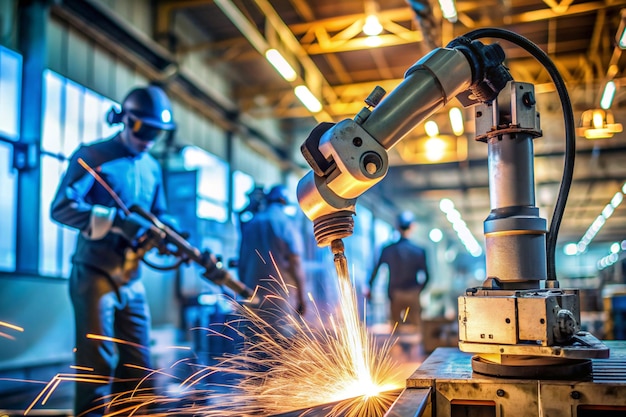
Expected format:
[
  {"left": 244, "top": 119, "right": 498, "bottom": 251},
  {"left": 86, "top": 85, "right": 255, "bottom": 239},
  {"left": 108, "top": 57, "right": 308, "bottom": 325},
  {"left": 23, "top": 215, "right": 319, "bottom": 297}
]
[
  {"left": 0, "top": 46, "right": 21, "bottom": 271},
  {"left": 182, "top": 146, "right": 229, "bottom": 223},
  {"left": 39, "top": 70, "right": 120, "bottom": 276},
  {"left": 0, "top": 46, "right": 21, "bottom": 141},
  {"left": 232, "top": 170, "right": 255, "bottom": 213},
  {"left": 0, "top": 142, "right": 16, "bottom": 271}
]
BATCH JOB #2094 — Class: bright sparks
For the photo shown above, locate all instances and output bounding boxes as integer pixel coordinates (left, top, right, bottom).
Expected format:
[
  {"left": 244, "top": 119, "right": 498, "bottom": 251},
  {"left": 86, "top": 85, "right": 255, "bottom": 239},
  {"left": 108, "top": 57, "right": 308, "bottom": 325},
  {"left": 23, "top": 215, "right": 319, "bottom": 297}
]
[
  {"left": 27, "top": 255, "right": 406, "bottom": 416},
  {"left": 0, "top": 320, "right": 24, "bottom": 340}
]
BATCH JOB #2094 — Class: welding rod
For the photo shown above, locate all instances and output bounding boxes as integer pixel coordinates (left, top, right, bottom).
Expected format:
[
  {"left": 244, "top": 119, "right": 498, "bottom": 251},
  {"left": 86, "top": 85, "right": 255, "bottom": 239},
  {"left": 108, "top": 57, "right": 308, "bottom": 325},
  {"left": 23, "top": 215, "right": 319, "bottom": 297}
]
[
  {"left": 77, "top": 157, "right": 131, "bottom": 216},
  {"left": 331, "top": 239, "right": 351, "bottom": 283}
]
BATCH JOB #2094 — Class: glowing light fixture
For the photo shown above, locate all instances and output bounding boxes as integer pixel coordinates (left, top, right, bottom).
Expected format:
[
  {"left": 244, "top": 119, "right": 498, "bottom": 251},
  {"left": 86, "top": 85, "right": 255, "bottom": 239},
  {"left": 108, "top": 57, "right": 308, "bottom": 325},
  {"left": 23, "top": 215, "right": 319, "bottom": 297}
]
[
  {"left": 265, "top": 48, "right": 297, "bottom": 82},
  {"left": 563, "top": 243, "right": 578, "bottom": 256},
  {"left": 438, "top": 0, "right": 458, "bottom": 22},
  {"left": 439, "top": 198, "right": 482, "bottom": 257},
  {"left": 363, "top": 15, "right": 383, "bottom": 36},
  {"left": 424, "top": 137, "right": 446, "bottom": 161},
  {"left": 429, "top": 228, "right": 443, "bottom": 243},
  {"left": 576, "top": 109, "right": 623, "bottom": 139},
  {"left": 600, "top": 81, "right": 616, "bottom": 110},
  {"left": 576, "top": 188, "right": 624, "bottom": 253},
  {"left": 424, "top": 120, "right": 439, "bottom": 137},
  {"left": 449, "top": 107, "right": 464, "bottom": 136},
  {"left": 294, "top": 85, "right": 322, "bottom": 113}
]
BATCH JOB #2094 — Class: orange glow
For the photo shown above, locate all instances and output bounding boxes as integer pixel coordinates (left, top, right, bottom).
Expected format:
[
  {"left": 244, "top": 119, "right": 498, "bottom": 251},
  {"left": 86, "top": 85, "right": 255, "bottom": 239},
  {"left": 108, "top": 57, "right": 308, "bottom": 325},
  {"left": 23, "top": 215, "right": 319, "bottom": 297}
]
[
  {"left": 0, "top": 320, "right": 24, "bottom": 332},
  {"left": 28, "top": 257, "right": 405, "bottom": 416},
  {"left": 86, "top": 333, "right": 149, "bottom": 350}
]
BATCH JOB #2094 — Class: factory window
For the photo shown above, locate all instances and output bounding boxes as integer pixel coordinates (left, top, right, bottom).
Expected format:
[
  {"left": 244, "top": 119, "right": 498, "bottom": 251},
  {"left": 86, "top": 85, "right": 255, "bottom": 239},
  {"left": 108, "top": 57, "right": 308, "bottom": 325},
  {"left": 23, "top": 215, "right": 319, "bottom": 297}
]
[
  {"left": 0, "top": 46, "right": 22, "bottom": 271},
  {"left": 232, "top": 169, "right": 255, "bottom": 213},
  {"left": 181, "top": 146, "right": 229, "bottom": 223},
  {"left": 39, "top": 70, "right": 120, "bottom": 277}
]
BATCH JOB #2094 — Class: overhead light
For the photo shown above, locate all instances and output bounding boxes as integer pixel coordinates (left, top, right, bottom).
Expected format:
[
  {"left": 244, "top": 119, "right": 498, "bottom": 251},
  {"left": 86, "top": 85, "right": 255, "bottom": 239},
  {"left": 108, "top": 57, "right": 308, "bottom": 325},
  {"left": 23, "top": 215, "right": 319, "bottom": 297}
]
[
  {"left": 563, "top": 243, "right": 578, "bottom": 256},
  {"left": 576, "top": 109, "right": 623, "bottom": 139},
  {"left": 429, "top": 228, "right": 443, "bottom": 243},
  {"left": 424, "top": 137, "right": 446, "bottom": 161},
  {"left": 363, "top": 0, "right": 383, "bottom": 38},
  {"left": 424, "top": 120, "right": 439, "bottom": 137},
  {"left": 438, "top": 0, "right": 458, "bottom": 22},
  {"left": 600, "top": 80, "right": 616, "bottom": 109},
  {"left": 438, "top": 198, "right": 482, "bottom": 257},
  {"left": 576, "top": 186, "right": 624, "bottom": 253},
  {"left": 363, "top": 15, "right": 383, "bottom": 36},
  {"left": 294, "top": 85, "right": 322, "bottom": 113},
  {"left": 265, "top": 48, "right": 297, "bottom": 82},
  {"left": 449, "top": 107, "right": 464, "bottom": 136}
]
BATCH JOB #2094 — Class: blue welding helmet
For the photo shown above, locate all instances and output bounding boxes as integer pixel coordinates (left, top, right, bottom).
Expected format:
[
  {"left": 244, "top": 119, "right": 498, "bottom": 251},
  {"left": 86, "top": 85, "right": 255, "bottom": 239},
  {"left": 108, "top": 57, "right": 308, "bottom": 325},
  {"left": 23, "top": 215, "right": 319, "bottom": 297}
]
[{"left": 107, "top": 85, "right": 176, "bottom": 141}]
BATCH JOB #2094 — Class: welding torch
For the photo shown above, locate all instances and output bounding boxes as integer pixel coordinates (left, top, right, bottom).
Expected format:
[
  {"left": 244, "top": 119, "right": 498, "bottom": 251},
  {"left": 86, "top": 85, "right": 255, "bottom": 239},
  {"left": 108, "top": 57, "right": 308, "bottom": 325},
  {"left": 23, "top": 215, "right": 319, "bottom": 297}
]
[
  {"left": 77, "top": 158, "right": 254, "bottom": 300},
  {"left": 296, "top": 36, "right": 511, "bottom": 261},
  {"left": 128, "top": 205, "right": 254, "bottom": 299}
]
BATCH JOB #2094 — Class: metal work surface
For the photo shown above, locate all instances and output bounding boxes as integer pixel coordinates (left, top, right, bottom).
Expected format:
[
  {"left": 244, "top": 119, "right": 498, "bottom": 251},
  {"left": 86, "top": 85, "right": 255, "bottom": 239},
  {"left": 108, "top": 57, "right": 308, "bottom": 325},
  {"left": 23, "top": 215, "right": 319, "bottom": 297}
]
[{"left": 389, "top": 341, "right": 626, "bottom": 417}]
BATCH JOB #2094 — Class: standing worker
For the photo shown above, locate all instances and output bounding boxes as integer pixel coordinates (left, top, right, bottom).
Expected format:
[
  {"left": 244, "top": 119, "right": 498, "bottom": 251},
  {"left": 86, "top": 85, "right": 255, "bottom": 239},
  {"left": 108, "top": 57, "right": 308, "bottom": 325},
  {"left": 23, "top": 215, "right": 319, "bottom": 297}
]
[
  {"left": 237, "top": 185, "right": 307, "bottom": 334},
  {"left": 367, "top": 211, "right": 430, "bottom": 339},
  {"left": 50, "top": 85, "right": 176, "bottom": 416}
]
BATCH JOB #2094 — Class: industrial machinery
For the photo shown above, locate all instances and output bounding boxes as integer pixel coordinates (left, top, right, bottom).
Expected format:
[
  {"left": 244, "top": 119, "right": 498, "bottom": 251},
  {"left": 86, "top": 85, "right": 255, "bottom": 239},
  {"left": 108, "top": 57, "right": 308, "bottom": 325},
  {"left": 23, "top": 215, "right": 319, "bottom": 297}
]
[{"left": 296, "top": 26, "right": 611, "bottom": 386}]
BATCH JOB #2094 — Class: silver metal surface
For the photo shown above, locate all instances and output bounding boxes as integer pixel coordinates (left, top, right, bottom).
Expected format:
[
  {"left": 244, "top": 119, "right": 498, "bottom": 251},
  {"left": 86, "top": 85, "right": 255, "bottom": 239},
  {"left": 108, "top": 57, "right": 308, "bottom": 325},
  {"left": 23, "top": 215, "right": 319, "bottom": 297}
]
[
  {"left": 389, "top": 341, "right": 626, "bottom": 417},
  {"left": 458, "top": 289, "right": 609, "bottom": 359},
  {"left": 362, "top": 47, "right": 472, "bottom": 149},
  {"left": 296, "top": 46, "right": 474, "bottom": 231}
]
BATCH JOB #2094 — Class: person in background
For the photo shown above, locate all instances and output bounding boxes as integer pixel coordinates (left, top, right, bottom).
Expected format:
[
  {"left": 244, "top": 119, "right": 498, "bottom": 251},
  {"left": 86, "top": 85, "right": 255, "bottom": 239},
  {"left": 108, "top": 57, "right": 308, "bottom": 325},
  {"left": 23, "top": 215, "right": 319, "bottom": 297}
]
[
  {"left": 237, "top": 185, "right": 267, "bottom": 232},
  {"left": 366, "top": 211, "right": 430, "bottom": 337},
  {"left": 50, "top": 85, "right": 176, "bottom": 416},
  {"left": 237, "top": 185, "right": 307, "bottom": 335}
]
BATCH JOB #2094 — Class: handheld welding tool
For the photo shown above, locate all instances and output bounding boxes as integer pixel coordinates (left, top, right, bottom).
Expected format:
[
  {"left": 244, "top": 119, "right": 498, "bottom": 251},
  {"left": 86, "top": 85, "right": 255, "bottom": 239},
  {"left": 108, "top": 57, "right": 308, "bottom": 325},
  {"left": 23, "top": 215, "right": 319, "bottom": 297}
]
[
  {"left": 128, "top": 205, "right": 254, "bottom": 299},
  {"left": 296, "top": 29, "right": 608, "bottom": 376},
  {"left": 78, "top": 158, "right": 254, "bottom": 300}
]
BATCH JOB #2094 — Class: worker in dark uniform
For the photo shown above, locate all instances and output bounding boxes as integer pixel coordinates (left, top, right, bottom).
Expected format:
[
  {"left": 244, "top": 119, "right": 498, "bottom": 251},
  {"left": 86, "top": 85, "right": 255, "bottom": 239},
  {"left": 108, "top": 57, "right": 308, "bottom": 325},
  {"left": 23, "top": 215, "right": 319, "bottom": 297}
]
[
  {"left": 237, "top": 185, "right": 267, "bottom": 232},
  {"left": 237, "top": 185, "right": 307, "bottom": 337},
  {"left": 50, "top": 85, "right": 176, "bottom": 416},
  {"left": 367, "top": 211, "right": 430, "bottom": 334}
]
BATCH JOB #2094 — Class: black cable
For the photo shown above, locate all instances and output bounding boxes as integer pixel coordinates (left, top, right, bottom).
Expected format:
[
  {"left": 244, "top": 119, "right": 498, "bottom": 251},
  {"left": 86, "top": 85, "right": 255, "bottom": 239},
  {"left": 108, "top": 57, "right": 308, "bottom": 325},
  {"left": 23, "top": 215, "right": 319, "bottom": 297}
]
[
  {"left": 464, "top": 28, "right": 576, "bottom": 282},
  {"left": 142, "top": 255, "right": 186, "bottom": 271}
]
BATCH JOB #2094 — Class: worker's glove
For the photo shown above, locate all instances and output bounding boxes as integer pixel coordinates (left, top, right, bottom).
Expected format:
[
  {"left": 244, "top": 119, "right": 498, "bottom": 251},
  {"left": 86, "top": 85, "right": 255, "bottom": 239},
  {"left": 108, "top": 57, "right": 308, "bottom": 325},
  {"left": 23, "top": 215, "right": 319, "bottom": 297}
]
[{"left": 113, "top": 212, "right": 164, "bottom": 248}]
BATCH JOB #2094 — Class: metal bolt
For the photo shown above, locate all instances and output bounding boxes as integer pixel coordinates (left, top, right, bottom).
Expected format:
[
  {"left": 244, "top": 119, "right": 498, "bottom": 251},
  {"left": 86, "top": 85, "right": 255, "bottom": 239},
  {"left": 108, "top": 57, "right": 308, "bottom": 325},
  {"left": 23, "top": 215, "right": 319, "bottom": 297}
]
[
  {"left": 364, "top": 86, "right": 386, "bottom": 107},
  {"left": 522, "top": 92, "right": 536, "bottom": 107},
  {"left": 570, "top": 391, "right": 581, "bottom": 400},
  {"left": 365, "top": 162, "right": 377, "bottom": 175},
  {"left": 496, "top": 389, "right": 505, "bottom": 397}
]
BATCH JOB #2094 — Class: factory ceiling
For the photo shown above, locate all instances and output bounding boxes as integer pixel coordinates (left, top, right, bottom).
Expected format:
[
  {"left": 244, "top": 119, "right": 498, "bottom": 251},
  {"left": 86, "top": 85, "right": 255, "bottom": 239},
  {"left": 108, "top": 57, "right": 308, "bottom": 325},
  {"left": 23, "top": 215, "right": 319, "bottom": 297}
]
[{"left": 57, "top": 0, "right": 626, "bottom": 255}]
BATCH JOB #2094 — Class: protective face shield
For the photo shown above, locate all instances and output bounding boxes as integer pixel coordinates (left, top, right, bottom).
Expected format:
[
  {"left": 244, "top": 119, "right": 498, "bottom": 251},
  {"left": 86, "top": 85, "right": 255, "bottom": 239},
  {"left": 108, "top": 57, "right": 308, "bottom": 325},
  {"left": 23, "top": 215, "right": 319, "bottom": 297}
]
[
  {"left": 127, "top": 114, "right": 171, "bottom": 143},
  {"left": 108, "top": 85, "right": 176, "bottom": 145}
]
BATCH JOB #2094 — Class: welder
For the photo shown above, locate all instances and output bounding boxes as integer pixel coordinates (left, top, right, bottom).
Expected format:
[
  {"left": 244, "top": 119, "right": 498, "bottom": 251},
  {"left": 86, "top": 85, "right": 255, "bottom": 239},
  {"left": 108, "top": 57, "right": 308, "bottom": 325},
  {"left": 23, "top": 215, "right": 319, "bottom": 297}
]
[
  {"left": 237, "top": 185, "right": 307, "bottom": 337},
  {"left": 50, "top": 85, "right": 176, "bottom": 416}
]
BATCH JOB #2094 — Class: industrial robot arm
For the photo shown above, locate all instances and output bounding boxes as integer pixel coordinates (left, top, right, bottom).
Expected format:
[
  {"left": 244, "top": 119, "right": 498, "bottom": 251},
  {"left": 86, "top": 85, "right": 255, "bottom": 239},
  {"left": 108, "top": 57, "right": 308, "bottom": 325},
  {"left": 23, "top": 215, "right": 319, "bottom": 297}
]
[
  {"left": 297, "top": 36, "right": 511, "bottom": 247},
  {"left": 297, "top": 30, "right": 609, "bottom": 369}
]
